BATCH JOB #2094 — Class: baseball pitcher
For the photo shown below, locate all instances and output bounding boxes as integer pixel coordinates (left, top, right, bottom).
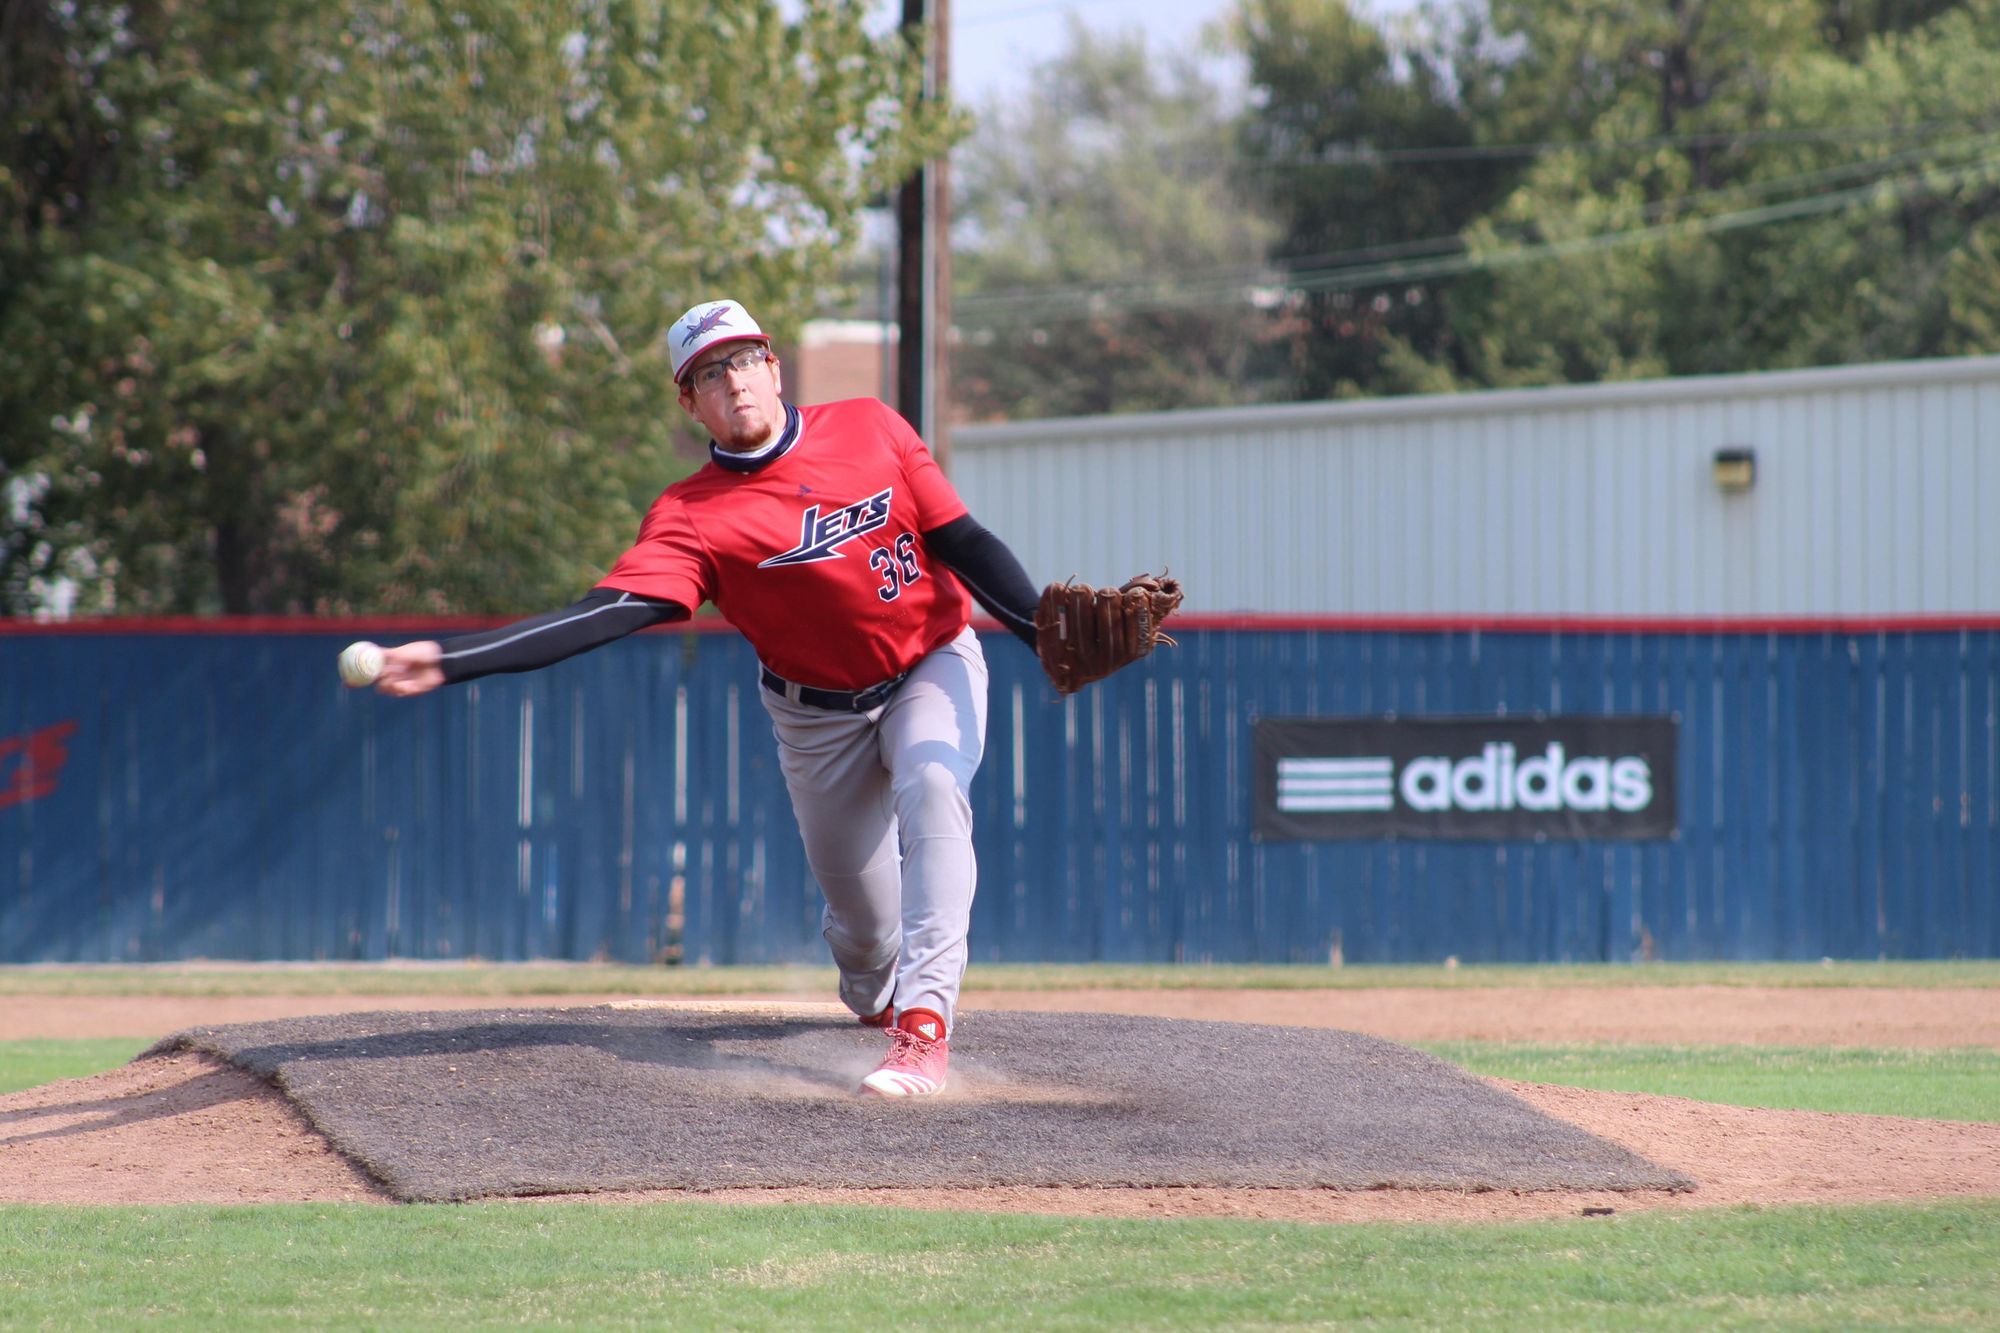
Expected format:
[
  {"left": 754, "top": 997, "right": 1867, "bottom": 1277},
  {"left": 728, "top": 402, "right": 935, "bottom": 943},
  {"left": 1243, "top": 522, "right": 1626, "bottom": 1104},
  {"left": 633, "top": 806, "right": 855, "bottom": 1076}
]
[{"left": 364, "top": 298, "right": 1179, "bottom": 1096}]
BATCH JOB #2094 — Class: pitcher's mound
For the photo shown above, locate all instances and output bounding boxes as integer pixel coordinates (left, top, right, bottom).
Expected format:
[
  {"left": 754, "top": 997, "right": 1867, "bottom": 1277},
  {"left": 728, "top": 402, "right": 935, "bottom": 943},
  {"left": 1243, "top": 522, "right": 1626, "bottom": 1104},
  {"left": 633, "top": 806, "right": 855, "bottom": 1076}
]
[{"left": 149, "top": 1005, "right": 1692, "bottom": 1203}]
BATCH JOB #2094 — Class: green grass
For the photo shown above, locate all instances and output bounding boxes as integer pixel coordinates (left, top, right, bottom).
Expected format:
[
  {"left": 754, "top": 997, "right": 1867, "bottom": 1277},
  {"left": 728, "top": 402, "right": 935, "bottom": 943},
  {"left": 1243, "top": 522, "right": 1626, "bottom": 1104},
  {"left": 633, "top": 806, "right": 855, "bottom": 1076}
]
[
  {"left": 0, "top": 1039, "right": 152, "bottom": 1095},
  {"left": 0, "top": 961, "right": 832, "bottom": 999},
  {"left": 0, "top": 1199, "right": 1995, "bottom": 1330},
  {"left": 1426, "top": 1042, "right": 2000, "bottom": 1123},
  {"left": 1, "top": 958, "right": 1995, "bottom": 997},
  {"left": 10, "top": 1035, "right": 1995, "bottom": 1123},
  {"left": 6, "top": 976, "right": 1996, "bottom": 1331}
]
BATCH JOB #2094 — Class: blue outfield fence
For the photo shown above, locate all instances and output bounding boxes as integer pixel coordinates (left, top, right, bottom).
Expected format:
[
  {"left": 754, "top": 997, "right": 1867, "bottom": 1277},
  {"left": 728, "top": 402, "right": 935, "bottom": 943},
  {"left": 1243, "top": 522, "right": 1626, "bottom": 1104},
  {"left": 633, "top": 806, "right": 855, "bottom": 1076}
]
[{"left": 1, "top": 619, "right": 1995, "bottom": 964}]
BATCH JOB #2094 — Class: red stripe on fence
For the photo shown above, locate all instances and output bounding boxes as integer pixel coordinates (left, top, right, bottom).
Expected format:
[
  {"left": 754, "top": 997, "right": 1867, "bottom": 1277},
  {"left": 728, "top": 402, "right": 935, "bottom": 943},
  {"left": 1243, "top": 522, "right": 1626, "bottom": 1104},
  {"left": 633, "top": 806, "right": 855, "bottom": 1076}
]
[
  {"left": 0, "top": 614, "right": 741, "bottom": 636},
  {"left": 4, "top": 612, "right": 1998, "bottom": 636}
]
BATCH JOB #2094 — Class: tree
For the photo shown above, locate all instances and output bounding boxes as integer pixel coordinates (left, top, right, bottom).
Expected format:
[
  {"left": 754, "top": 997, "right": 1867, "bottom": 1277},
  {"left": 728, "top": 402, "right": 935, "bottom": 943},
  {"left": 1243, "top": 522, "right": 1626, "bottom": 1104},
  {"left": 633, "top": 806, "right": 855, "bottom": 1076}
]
[
  {"left": 1814, "top": 0, "right": 1965, "bottom": 56},
  {"left": 1439, "top": 0, "right": 2000, "bottom": 387},
  {"left": 949, "top": 22, "right": 1286, "bottom": 420},
  {"left": 1231, "top": 0, "right": 1522, "bottom": 398},
  {"left": 0, "top": 0, "right": 947, "bottom": 615}
]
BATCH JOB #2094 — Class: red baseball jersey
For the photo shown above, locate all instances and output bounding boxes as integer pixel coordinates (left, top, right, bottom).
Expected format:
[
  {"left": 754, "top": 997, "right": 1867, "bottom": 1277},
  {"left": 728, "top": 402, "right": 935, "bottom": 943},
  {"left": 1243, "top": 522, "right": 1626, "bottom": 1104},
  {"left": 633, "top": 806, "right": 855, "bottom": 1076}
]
[{"left": 598, "top": 398, "right": 973, "bottom": 690}]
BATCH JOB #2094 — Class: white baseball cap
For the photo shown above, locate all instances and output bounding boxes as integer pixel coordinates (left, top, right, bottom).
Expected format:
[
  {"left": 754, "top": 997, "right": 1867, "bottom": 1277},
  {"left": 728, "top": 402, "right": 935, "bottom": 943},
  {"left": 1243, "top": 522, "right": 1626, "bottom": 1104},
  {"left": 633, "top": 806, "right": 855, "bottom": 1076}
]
[{"left": 668, "top": 299, "right": 771, "bottom": 384}]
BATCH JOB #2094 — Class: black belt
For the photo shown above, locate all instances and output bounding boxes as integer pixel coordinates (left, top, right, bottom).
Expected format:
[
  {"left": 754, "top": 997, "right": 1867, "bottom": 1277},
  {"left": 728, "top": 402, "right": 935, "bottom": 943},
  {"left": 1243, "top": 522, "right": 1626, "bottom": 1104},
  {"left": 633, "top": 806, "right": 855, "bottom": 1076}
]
[{"left": 760, "top": 666, "right": 910, "bottom": 713}]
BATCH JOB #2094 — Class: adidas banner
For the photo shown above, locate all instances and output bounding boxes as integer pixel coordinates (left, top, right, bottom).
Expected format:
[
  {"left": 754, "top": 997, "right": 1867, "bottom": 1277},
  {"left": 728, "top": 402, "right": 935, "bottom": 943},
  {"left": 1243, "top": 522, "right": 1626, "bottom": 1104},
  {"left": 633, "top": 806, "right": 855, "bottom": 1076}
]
[{"left": 1254, "top": 715, "right": 1678, "bottom": 842}]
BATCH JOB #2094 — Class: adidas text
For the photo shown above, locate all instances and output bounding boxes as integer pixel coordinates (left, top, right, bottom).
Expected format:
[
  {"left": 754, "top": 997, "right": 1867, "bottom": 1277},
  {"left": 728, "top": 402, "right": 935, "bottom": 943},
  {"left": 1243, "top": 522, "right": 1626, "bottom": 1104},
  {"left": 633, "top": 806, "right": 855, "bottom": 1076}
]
[{"left": 1398, "top": 742, "right": 1653, "bottom": 813}]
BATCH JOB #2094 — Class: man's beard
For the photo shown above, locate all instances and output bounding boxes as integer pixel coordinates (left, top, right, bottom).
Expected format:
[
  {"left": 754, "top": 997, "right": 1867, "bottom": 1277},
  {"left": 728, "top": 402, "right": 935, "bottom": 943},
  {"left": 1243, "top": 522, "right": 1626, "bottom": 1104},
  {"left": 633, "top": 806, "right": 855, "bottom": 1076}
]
[{"left": 712, "top": 400, "right": 778, "bottom": 452}]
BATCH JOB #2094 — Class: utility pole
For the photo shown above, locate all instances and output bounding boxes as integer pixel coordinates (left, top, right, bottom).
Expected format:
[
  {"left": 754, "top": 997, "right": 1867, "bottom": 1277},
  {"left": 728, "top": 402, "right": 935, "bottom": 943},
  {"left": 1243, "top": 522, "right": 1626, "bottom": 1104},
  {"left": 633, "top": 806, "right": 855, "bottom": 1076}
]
[{"left": 895, "top": 0, "right": 950, "bottom": 469}]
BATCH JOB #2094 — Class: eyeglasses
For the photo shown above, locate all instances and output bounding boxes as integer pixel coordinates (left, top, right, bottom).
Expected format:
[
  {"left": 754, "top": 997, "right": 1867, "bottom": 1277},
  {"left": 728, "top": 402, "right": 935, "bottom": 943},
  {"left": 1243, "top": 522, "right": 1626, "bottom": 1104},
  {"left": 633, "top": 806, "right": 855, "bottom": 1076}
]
[{"left": 686, "top": 346, "right": 771, "bottom": 392}]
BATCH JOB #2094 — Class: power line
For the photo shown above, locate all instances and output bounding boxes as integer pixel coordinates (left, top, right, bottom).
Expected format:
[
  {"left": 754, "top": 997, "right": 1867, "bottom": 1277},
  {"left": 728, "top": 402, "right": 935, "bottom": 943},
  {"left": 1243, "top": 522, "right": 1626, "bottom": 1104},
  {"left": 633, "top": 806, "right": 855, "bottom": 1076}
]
[
  {"left": 952, "top": 129, "right": 2000, "bottom": 319},
  {"left": 952, "top": 151, "right": 2000, "bottom": 323},
  {"left": 1215, "top": 117, "right": 2000, "bottom": 168},
  {"left": 1256, "top": 134, "right": 1994, "bottom": 278},
  {"left": 955, "top": 138, "right": 1999, "bottom": 315}
]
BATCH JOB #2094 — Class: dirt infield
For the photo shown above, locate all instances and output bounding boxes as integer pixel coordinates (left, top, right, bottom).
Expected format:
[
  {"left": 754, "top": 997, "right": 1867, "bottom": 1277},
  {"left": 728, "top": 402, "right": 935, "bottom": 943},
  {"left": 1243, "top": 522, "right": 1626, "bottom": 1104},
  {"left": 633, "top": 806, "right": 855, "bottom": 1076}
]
[
  {"left": 3, "top": 986, "right": 1997, "bottom": 1223},
  {"left": 9, "top": 985, "right": 1997, "bottom": 1046}
]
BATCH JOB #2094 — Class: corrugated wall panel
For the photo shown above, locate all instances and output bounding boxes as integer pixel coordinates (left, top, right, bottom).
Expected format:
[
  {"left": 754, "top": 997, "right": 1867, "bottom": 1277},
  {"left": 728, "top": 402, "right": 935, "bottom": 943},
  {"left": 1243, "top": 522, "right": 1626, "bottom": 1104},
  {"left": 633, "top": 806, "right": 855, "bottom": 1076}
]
[
  {"left": 5, "top": 624, "right": 1997, "bottom": 964},
  {"left": 953, "top": 356, "right": 2000, "bottom": 616}
]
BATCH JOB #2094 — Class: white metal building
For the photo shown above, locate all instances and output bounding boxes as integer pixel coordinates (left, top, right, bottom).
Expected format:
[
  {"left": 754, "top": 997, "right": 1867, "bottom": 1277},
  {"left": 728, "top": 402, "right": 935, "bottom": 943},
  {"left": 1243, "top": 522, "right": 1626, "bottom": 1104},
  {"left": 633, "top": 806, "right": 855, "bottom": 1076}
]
[{"left": 950, "top": 355, "right": 2000, "bottom": 616}]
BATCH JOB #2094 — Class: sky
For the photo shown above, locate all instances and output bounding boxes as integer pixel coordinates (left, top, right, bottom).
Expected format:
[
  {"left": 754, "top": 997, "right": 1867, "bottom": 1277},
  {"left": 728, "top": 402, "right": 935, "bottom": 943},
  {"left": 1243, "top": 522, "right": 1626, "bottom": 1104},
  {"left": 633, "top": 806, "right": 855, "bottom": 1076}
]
[
  {"left": 947, "top": 0, "right": 1232, "bottom": 103},
  {"left": 926, "top": 0, "right": 1419, "bottom": 105}
]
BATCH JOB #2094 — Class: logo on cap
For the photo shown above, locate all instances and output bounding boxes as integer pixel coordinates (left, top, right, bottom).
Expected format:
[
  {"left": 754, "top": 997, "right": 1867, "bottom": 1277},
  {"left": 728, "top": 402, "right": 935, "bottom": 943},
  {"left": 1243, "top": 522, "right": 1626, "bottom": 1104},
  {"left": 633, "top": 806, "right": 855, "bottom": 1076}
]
[{"left": 680, "top": 304, "right": 733, "bottom": 346}]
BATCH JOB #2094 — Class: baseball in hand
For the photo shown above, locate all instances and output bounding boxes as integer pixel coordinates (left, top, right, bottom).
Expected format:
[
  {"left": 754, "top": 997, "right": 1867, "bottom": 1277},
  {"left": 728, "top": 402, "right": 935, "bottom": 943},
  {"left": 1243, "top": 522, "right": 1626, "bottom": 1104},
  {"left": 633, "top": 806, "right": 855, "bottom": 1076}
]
[{"left": 337, "top": 640, "right": 385, "bottom": 688}]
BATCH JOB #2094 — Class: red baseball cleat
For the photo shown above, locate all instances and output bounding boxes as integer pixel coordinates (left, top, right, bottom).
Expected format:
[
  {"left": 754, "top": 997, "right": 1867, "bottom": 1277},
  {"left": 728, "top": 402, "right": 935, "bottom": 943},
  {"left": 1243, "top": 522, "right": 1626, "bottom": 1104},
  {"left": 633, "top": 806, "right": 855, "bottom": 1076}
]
[
  {"left": 858, "top": 1005, "right": 896, "bottom": 1029},
  {"left": 860, "top": 1008, "right": 948, "bottom": 1096}
]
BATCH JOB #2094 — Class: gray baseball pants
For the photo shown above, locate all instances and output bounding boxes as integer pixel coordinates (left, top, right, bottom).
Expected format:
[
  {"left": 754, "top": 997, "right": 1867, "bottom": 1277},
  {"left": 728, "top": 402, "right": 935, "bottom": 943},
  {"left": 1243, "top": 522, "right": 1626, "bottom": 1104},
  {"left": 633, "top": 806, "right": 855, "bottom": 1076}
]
[{"left": 759, "top": 625, "right": 988, "bottom": 1032}]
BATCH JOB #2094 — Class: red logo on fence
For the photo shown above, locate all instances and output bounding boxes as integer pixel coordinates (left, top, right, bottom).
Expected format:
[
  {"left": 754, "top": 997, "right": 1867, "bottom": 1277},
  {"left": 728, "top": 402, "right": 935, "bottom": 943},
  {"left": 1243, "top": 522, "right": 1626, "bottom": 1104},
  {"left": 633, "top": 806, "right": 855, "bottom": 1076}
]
[{"left": 0, "top": 720, "right": 80, "bottom": 811}]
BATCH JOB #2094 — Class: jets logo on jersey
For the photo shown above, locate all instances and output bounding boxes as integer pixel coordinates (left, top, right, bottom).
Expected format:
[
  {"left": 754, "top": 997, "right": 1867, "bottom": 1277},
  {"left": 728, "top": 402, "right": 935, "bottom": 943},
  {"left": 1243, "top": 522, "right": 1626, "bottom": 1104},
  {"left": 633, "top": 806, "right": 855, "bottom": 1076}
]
[{"left": 759, "top": 488, "right": 894, "bottom": 567}]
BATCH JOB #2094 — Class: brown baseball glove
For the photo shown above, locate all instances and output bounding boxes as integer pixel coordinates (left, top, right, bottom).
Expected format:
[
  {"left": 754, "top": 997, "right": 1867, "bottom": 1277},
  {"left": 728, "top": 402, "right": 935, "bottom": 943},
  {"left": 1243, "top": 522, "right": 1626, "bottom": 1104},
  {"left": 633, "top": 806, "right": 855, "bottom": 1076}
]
[{"left": 1034, "top": 573, "right": 1185, "bottom": 695}]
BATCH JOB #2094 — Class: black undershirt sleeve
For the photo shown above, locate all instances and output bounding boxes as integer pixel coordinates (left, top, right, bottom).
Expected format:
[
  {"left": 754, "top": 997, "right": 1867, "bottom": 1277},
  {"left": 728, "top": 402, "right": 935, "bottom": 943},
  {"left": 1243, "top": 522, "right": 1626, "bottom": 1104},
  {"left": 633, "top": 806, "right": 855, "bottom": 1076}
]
[
  {"left": 923, "top": 514, "right": 1040, "bottom": 649},
  {"left": 437, "top": 588, "right": 688, "bottom": 684}
]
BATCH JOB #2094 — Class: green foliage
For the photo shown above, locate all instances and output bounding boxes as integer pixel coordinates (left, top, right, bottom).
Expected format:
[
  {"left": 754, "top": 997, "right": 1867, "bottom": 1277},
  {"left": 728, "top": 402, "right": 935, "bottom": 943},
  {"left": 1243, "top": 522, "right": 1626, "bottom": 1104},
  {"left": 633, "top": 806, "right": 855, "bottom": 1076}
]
[
  {"left": 947, "top": 0, "right": 2000, "bottom": 415},
  {"left": 0, "top": 0, "right": 948, "bottom": 614},
  {"left": 1, "top": 1200, "right": 1998, "bottom": 1329},
  {"left": 1233, "top": 0, "right": 1524, "bottom": 398},
  {"left": 1440, "top": 0, "right": 2000, "bottom": 388},
  {"left": 950, "top": 24, "right": 1287, "bottom": 419},
  {"left": 1479, "top": 0, "right": 1826, "bottom": 149}
]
